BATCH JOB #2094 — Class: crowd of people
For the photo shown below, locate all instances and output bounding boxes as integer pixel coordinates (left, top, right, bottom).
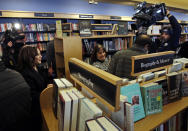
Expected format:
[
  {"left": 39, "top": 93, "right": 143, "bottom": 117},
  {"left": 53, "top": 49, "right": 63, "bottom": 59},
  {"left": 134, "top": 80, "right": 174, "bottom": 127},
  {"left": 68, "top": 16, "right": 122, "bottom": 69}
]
[{"left": 0, "top": 9, "right": 187, "bottom": 131}]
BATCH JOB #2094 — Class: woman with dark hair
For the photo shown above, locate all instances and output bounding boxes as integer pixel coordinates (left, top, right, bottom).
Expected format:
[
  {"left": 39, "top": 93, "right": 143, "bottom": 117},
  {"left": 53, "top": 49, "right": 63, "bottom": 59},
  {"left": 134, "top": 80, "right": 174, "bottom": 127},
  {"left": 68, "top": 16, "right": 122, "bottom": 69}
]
[
  {"left": 17, "top": 45, "right": 47, "bottom": 131},
  {"left": 90, "top": 44, "right": 109, "bottom": 71}
]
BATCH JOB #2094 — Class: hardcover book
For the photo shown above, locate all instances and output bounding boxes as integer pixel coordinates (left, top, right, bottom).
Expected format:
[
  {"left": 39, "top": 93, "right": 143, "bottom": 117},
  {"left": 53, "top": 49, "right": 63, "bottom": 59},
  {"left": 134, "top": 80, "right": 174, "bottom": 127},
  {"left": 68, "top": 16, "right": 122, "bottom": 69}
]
[
  {"left": 181, "top": 71, "right": 188, "bottom": 96},
  {"left": 141, "top": 83, "right": 163, "bottom": 116},
  {"left": 124, "top": 102, "right": 134, "bottom": 131},
  {"left": 121, "top": 83, "right": 145, "bottom": 122},
  {"left": 117, "top": 21, "right": 128, "bottom": 35},
  {"left": 53, "top": 78, "right": 66, "bottom": 118},
  {"left": 167, "top": 72, "right": 182, "bottom": 103},
  {"left": 79, "top": 20, "right": 92, "bottom": 37}
]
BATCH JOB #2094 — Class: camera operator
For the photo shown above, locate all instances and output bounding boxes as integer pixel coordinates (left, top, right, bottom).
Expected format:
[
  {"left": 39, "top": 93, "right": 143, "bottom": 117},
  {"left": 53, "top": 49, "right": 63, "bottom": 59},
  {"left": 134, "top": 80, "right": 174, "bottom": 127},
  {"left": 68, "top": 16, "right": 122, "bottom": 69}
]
[
  {"left": 2, "top": 29, "right": 26, "bottom": 69},
  {"left": 156, "top": 10, "right": 181, "bottom": 52}
]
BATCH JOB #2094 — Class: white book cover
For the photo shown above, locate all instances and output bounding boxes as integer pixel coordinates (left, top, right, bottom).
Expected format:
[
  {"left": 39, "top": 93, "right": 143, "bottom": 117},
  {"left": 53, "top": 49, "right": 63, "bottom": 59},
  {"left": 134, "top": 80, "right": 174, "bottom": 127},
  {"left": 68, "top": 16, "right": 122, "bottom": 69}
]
[
  {"left": 59, "top": 90, "right": 72, "bottom": 131},
  {"left": 78, "top": 98, "right": 102, "bottom": 131},
  {"left": 125, "top": 103, "right": 134, "bottom": 131},
  {"left": 66, "top": 91, "right": 79, "bottom": 131},
  {"left": 111, "top": 95, "right": 127, "bottom": 129},
  {"left": 53, "top": 78, "right": 66, "bottom": 118},
  {"left": 86, "top": 119, "right": 104, "bottom": 131},
  {"left": 60, "top": 78, "right": 73, "bottom": 87}
]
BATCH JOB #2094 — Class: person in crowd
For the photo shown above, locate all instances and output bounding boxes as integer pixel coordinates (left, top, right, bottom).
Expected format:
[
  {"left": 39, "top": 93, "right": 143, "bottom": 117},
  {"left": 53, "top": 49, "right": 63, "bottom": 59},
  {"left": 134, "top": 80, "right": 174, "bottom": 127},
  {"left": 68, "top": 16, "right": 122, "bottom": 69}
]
[
  {"left": 46, "top": 40, "right": 56, "bottom": 82},
  {"left": 177, "top": 41, "right": 188, "bottom": 58},
  {"left": 156, "top": 10, "right": 181, "bottom": 52},
  {"left": 90, "top": 44, "right": 109, "bottom": 71},
  {"left": 17, "top": 45, "right": 48, "bottom": 131},
  {"left": 107, "top": 34, "right": 152, "bottom": 80},
  {"left": 2, "top": 29, "right": 26, "bottom": 69},
  {"left": 0, "top": 44, "right": 31, "bottom": 131}
]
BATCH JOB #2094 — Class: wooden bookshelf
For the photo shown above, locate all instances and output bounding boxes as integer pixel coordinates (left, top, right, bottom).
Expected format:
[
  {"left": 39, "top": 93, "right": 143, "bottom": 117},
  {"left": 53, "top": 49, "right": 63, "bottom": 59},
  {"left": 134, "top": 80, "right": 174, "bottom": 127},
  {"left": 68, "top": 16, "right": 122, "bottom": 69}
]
[
  {"left": 135, "top": 97, "right": 188, "bottom": 131},
  {"left": 81, "top": 34, "right": 135, "bottom": 39}
]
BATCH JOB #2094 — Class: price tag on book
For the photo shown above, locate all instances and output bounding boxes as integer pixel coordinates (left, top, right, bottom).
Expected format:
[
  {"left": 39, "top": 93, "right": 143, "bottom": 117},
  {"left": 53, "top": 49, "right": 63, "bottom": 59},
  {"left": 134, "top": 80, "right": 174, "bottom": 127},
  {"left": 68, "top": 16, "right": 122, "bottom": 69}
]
[
  {"left": 131, "top": 51, "right": 175, "bottom": 76},
  {"left": 79, "top": 14, "right": 94, "bottom": 19},
  {"left": 34, "top": 12, "right": 54, "bottom": 17}
]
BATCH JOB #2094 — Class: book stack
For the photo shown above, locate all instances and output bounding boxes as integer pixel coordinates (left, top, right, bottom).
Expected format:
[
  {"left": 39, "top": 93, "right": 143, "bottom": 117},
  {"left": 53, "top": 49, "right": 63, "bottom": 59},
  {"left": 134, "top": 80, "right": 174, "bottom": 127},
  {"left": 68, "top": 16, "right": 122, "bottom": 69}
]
[
  {"left": 53, "top": 78, "right": 73, "bottom": 118},
  {"left": 174, "top": 58, "right": 188, "bottom": 68},
  {"left": 85, "top": 116, "right": 123, "bottom": 131},
  {"left": 141, "top": 83, "right": 163, "bottom": 116}
]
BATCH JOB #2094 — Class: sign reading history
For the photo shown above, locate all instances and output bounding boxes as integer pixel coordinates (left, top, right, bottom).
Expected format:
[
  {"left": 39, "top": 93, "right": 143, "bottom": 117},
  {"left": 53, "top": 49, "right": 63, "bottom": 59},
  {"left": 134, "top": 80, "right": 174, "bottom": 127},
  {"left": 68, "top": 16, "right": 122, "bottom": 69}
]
[
  {"left": 91, "top": 24, "right": 112, "bottom": 31},
  {"left": 69, "top": 61, "right": 118, "bottom": 107},
  {"left": 34, "top": 12, "right": 54, "bottom": 17},
  {"left": 131, "top": 51, "right": 175, "bottom": 76},
  {"left": 79, "top": 14, "right": 94, "bottom": 19}
]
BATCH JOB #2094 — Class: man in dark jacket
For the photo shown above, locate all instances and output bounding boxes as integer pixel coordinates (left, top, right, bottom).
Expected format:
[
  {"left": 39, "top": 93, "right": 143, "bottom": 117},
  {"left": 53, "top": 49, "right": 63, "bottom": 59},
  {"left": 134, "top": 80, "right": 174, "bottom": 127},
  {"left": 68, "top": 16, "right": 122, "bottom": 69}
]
[
  {"left": 0, "top": 44, "right": 31, "bottom": 131},
  {"left": 108, "top": 34, "right": 152, "bottom": 80},
  {"left": 157, "top": 10, "right": 181, "bottom": 52}
]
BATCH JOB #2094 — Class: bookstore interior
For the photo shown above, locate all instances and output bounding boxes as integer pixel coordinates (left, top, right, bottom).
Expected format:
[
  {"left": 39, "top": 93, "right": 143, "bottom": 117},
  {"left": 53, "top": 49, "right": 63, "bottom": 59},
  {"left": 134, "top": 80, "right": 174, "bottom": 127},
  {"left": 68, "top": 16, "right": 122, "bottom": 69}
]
[{"left": 1, "top": 0, "right": 188, "bottom": 131}]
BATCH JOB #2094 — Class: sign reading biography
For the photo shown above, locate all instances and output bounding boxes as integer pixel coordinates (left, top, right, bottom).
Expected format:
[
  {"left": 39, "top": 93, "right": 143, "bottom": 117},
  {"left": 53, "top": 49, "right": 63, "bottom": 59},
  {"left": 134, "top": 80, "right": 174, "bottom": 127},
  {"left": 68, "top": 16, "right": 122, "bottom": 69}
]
[
  {"left": 131, "top": 51, "right": 175, "bottom": 76},
  {"left": 34, "top": 12, "right": 54, "bottom": 17},
  {"left": 91, "top": 24, "right": 112, "bottom": 31},
  {"left": 79, "top": 14, "right": 94, "bottom": 19}
]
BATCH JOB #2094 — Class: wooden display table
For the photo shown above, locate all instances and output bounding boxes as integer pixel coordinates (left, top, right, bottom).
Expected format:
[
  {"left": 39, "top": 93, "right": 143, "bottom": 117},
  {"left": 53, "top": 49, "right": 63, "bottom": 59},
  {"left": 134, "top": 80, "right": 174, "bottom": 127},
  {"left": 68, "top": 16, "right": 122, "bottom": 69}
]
[
  {"left": 135, "top": 97, "right": 188, "bottom": 131},
  {"left": 40, "top": 84, "right": 58, "bottom": 131}
]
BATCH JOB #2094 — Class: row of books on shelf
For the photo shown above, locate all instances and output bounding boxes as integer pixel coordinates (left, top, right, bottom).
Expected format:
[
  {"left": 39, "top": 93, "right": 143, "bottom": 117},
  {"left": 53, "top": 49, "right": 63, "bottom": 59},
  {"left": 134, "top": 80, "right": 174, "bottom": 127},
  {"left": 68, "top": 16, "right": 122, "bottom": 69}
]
[
  {"left": 28, "top": 43, "right": 47, "bottom": 51},
  {"left": 0, "top": 23, "right": 56, "bottom": 32},
  {"left": 53, "top": 78, "right": 128, "bottom": 131},
  {"left": 154, "top": 111, "right": 187, "bottom": 131},
  {"left": 83, "top": 38, "right": 129, "bottom": 55},
  {"left": 25, "top": 33, "right": 54, "bottom": 42}
]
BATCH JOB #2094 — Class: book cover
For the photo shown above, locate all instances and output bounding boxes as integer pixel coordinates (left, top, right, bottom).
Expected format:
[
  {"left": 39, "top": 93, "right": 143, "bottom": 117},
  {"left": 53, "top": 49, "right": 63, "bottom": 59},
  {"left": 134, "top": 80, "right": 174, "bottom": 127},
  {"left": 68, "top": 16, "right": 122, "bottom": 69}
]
[
  {"left": 157, "top": 80, "right": 169, "bottom": 105},
  {"left": 85, "top": 119, "right": 104, "bottom": 131},
  {"left": 117, "top": 21, "right": 128, "bottom": 35},
  {"left": 111, "top": 95, "right": 127, "bottom": 130},
  {"left": 167, "top": 72, "right": 182, "bottom": 103},
  {"left": 77, "top": 98, "right": 102, "bottom": 131},
  {"left": 79, "top": 20, "right": 92, "bottom": 37},
  {"left": 141, "top": 83, "right": 163, "bottom": 116},
  {"left": 124, "top": 102, "right": 134, "bottom": 131},
  {"left": 60, "top": 78, "right": 73, "bottom": 88},
  {"left": 120, "top": 83, "right": 145, "bottom": 122},
  {"left": 181, "top": 71, "right": 188, "bottom": 96},
  {"left": 53, "top": 78, "right": 66, "bottom": 118},
  {"left": 96, "top": 116, "right": 123, "bottom": 131},
  {"left": 66, "top": 91, "right": 79, "bottom": 131},
  {"left": 59, "top": 90, "right": 72, "bottom": 131}
]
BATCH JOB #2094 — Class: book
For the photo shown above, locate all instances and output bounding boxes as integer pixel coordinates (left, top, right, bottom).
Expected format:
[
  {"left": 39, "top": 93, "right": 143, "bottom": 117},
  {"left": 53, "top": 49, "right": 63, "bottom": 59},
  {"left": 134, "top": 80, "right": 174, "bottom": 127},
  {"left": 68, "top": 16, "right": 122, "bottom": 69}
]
[
  {"left": 96, "top": 116, "right": 123, "bottom": 131},
  {"left": 124, "top": 102, "right": 134, "bottom": 131},
  {"left": 85, "top": 119, "right": 104, "bottom": 131},
  {"left": 181, "top": 71, "right": 188, "bottom": 96},
  {"left": 154, "top": 70, "right": 166, "bottom": 78},
  {"left": 167, "top": 72, "right": 182, "bottom": 103},
  {"left": 79, "top": 20, "right": 92, "bottom": 37},
  {"left": 168, "top": 63, "right": 183, "bottom": 73},
  {"left": 157, "top": 80, "right": 169, "bottom": 105},
  {"left": 117, "top": 21, "right": 128, "bottom": 35},
  {"left": 111, "top": 95, "right": 127, "bottom": 129},
  {"left": 141, "top": 83, "right": 162, "bottom": 115},
  {"left": 174, "top": 58, "right": 188, "bottom": 68},
  {"left": 78, "top": 98, "right": 102, "bottom": 131},
  {"left": 121, "top": 83, "right": 145, "bottom": 122},
  {"left": 58, "top": 90, "right": 72, "bottom": 131},
  {"left": 60, "top": 78, "right": 73, "bottom": 87},
  {"left": 53, "top": 78, "right": 66, "bottom": 118},
  {"left": 66, "top": 91, "right": 79, "bottom": 131}
]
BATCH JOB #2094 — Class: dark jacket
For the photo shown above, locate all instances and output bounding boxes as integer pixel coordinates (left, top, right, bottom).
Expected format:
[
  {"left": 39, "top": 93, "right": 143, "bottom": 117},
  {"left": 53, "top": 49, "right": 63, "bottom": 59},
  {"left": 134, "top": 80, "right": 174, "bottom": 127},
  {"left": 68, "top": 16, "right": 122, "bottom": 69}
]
[
  {"left": 19, "top": 66, "right": 47, "bottom": 131},
  {"left": 107, "top": 46, "right": 146, "bottom": 80},
  {"left": 177, "top": 41, "right": 188, "bottom": 58},
  {"left": 0, "top": 61, "right": 31, "bottom": 131},
  {"left": 158, "top": 15, "right": 181, "bottom": 52}
]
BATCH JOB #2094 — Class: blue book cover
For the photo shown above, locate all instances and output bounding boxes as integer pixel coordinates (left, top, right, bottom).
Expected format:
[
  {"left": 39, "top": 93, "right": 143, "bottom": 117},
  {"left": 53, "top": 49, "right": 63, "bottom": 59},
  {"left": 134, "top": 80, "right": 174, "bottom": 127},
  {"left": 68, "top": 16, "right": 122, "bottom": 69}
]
[{"left": 121, "top": 83, "right": 145, "bottom": 122}]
